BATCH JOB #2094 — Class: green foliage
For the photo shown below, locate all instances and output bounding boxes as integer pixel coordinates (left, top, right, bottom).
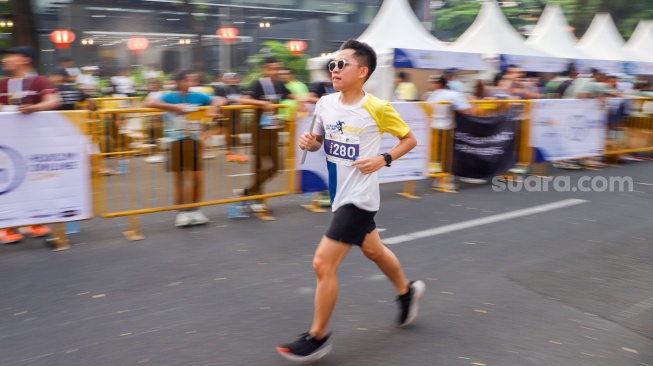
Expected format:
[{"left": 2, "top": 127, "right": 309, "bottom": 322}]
[
  {"left": 433, "top": 0, "right": 653, "bottom": 41},
  {"left": 243, "top": 40, "right": 309, "bottom": 85}
]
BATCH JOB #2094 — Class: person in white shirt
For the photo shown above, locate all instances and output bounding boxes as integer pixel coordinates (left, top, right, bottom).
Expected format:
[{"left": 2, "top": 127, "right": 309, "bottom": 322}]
[{"left": 277, "top": 39, "right": 424, "bottom": 363}]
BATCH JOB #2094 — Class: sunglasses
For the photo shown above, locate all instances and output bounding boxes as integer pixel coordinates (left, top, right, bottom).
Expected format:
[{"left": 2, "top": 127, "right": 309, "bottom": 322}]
[{"left": 328, "top": 59, "right": 363, "bottom": 73}]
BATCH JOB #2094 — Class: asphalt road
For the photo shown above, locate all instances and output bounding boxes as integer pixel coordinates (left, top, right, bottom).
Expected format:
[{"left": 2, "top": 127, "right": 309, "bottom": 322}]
[{"left": 1, "top": 162, "right": 652, "bottom": 366}]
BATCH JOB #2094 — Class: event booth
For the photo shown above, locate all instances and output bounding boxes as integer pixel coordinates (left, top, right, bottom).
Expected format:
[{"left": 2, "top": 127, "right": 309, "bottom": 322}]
[{"left": 307, "top": 0, "right": 485, "bottom": 101}]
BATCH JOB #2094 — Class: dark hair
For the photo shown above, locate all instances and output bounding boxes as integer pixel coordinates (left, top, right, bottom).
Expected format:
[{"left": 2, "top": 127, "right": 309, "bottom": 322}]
[
  {"left": 324, "top": 60, "right": 332, "bottom": 72},
  {"left": 435, "top": 75, "right": 448, "bottom": 87},
  {"left": 51, "top": 67, "right": 68, "bottom": 76},
  {"left": 473, "top": 79, "right": 485, "bottom": 99},
  {"left": 174, "top": 69, "right": 195, "bottom": 82},
  {"left": 397, "top": 71, "right": 408, "bottom": 80},
  {"left": 263, "top": 56, "right": 279, "bottom": 65},
  {"left": 339, "top": 38, "right": 377, "bottom": 81}
]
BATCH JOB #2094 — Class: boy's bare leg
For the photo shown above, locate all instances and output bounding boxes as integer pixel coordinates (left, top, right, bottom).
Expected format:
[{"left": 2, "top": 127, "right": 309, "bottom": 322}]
[
  {"left": 309, "top": 236, "right": 351, "bottom": 340},
  {"left": 360, "top": 229, "right": 410, "bottom": 295}
]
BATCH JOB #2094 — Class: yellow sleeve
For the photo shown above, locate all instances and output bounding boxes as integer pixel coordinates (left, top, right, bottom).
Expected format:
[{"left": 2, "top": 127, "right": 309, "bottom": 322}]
[{"left": 363, "top": 95, "right": 411, "bottom": 137}]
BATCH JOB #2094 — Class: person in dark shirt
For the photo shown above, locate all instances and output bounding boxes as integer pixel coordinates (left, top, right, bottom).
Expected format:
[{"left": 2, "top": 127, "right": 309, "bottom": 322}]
[
  {"left": 51, "top": 68, "right": 88, "bottom": 110},
  {"left": 235, "top": 57, "right": 295, "bottom": 213},
  {"left": 307, "top": 60, "right": 337, "bottom": 103}
]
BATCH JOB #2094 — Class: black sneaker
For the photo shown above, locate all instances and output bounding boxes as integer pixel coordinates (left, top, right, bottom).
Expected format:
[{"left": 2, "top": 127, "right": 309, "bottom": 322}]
[
  {"left": 276, "top": 332, "right": 333, "bottom": 362},
  {"left": 396, "top": 280, "right": 426, "bottom": 327}
]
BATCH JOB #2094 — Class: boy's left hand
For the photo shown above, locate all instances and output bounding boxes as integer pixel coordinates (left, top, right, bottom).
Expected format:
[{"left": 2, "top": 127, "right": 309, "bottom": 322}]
[{"left": 352, "top": 156, "right": 385, "bottom": 175}]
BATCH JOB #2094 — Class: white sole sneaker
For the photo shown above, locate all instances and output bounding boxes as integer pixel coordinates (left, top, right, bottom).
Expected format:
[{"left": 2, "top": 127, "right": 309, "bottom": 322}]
[
  {"left": 277, "top": 343, "right": 333, "bottom": 363},
  {"left": 398, "top": 280, "right": 426, "bottom": 328}
]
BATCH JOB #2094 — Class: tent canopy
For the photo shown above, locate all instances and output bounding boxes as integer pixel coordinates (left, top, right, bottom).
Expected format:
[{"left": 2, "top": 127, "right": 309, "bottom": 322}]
[
  {"left": 453, "top": 0, "right": 549, "bottom": 58},
  {"left": 623, "top": 20, "right": 653, "bottom": 61},
  {"left": 357, "top": 0, "right": 449, "bottom": 52},
  {"left": 526, "top": 5, "right": 589, "bottom": 60},
  {"left": 576, "top": 13, "right": 636, "bottom": 62}
]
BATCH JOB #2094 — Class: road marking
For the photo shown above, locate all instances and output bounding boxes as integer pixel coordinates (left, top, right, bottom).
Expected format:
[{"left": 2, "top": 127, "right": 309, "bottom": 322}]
[{"left": 383, "top": 199, "right": 589, "bottom": 245}]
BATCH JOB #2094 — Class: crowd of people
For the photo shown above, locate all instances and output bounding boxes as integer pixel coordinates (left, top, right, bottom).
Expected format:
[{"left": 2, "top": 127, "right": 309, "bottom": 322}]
[
  {"left": 395, "top": 64, "right": 653, "bottom": 174},
  {"left": 3, "top": 46, "right": 653, "bottom": 242}
]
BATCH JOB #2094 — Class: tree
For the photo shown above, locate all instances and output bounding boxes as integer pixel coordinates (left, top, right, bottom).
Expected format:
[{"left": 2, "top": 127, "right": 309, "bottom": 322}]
[{"left": 433, "top": 0, "right": 653, "bottom": 41}]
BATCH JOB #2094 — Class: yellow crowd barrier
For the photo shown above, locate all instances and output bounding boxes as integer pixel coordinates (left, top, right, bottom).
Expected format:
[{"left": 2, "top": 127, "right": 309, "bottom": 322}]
[
  {"left": 605, "top": 97, "right": 653, "bottom": 160},
  {"left": 9, "top": 97, "right": 652, "bottom": 247},
  {"left": 90, "top": 104, "right": 296, "bottom": 240},
  {"left": 429, "top": 100, "right": 532, "bottom": 192}
]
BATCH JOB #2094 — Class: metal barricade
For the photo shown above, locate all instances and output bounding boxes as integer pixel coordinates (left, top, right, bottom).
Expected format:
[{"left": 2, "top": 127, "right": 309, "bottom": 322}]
[
  {"left": 429, "top": 100, "right": 532, "bottom": 192},
  {"left": 605, "top": 97, "right": 653, "bottom": 160},
  {"left": 91, "top": 104, "right": 295, "bottom": 239}
]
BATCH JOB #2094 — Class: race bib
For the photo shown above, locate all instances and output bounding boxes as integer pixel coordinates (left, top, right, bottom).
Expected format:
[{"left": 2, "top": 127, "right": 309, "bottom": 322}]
[{"left": 324, "top": 134, "right": 360, "bottom": 166}]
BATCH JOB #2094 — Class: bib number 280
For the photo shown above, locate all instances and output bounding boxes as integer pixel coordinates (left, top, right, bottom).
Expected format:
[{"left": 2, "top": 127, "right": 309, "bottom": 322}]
[
  {"left": 329, "top": 143, "right": 356, "bottom": 159},
  {"left": 324, "top": 138, "right": 359, "bottom": 164}
]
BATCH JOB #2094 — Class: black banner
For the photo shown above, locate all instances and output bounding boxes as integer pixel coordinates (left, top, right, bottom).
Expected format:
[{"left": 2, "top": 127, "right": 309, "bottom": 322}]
[{"left": 452, "top": 111, "right": 517, "bottom": 179}]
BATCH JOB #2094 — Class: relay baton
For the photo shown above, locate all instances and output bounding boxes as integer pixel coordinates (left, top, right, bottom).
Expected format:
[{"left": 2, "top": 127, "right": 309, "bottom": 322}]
[{"left": 301, "top": 113, "right": 318, "bottom": 165}]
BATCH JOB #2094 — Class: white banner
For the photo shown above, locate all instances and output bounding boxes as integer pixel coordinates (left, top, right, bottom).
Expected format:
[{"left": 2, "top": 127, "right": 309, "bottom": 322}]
[
  {"left": 0, "top": 111, "right": 92, "bottom": 228},
  {"left": 394, "top": 48, "right": 486, "bottom": 71},
  {"left": 530, "top": 99, "right": 607, "bottom": 161},
  {"left": 500, "top": 54, "right": 570, "bottom": 73},
  {"left": 295, "top": 102, "right": 431, "bottom": 193}
]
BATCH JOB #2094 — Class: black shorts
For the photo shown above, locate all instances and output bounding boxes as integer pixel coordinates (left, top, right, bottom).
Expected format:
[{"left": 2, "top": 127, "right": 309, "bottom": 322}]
[{"left": 325, "top": 203, "right": 377, "bottom": 246}]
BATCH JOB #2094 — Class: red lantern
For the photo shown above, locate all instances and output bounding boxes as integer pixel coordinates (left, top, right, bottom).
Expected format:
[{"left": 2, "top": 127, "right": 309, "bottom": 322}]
[
  {"left": 50, "top": 29, "right": 75, "bottom": 49},
  {"left": 286, "top": 40, "right": 307, "bottom": 55},
  {"left": 217, "top": 27, "right": 238, "bottom": 43},
  {"left": 127, "top": 37, "right": 149, "bottom": 55}
]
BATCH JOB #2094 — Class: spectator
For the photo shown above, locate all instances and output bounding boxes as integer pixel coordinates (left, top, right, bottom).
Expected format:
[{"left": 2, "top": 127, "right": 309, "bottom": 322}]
[
  {"left": 110, "top": 68, "right": 136, "bottom": 97},
  {"left": 545, "top": 64, "right": 577, "bottom": 99},
  {"left": 444, "top": 68, "right": 464, "bottom": 93},
  {"left": 51, "top": 68, "right": 89, "bottom": 110},
  {"left": 142, "top": 70, "right": 227, "bottom": 227},
  {"left": 394, "top": 71, "right": 418, "bottom": 101},
  {"left": 0, "top": 46, "right": 62, "bottom": 244},
  {"left": 279, "top": 67, "right": 309, "bottom": 120},
  {"left": 472, "top": 79, "right": 490, "bottom": 99},
  {"left": 210, "top": 72, "right": 249, "bottom": 152},
  {"left": 426, "top": 75, "right": 472, "bottom": 115},
  {"left": 307, "top": 60, "right": 336, "bottom": 103},
  {"left": 57, "top": 56, "right": 80, "bottom": 78},
  {"left": 143, "top": 78, "right": 163, "bottom": 101},
  {"left": 421, "top": 75, "right": 439, "bottom": 101},
  {"left": 210, "top": 71, "right": 226, "bottom": 96},
  {"left": 236, "top": 56, "right": 296, "bottom": 213},
  {"left": 76, "top": 65, "right": 99, "bottom": 97}
]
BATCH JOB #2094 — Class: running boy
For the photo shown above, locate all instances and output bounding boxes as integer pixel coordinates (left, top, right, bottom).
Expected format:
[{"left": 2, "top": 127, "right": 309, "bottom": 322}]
[{"left": 276, "top": 39, "right": 425, "bottom": 362}]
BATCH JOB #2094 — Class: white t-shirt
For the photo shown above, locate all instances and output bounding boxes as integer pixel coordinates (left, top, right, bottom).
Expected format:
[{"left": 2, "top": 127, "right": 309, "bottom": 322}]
[
  {"left": 426, "top": 89, "right": 470, "bottom": 111},
  {"left": 427, "top": 89, "right": 471, "bottom": 130},
  {"left": 313, "top": 92, "right": 410, "bottom": 212}
]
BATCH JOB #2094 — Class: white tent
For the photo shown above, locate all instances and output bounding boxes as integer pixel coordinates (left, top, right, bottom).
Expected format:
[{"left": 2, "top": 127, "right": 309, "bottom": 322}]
[
  {"left": 525, "top": 5, "right": 589, "bottom": 61},
  {"left": 308, "top": 0, "right": 484, "bottom": 100},
  {"left": 623, "top": 21, "right": 653, "bottom": 75},
  {"left": 574, "top": 13, "right": 649, "bottom": 74},
  {"left": 357, "top": 0, "right": 448, "bottom": 53},
  {"left": 452, "top": 0, "right": 566, "bottom": 72},
  {"left": 624, "top": 21, "right": 653, "bottom": 64}
]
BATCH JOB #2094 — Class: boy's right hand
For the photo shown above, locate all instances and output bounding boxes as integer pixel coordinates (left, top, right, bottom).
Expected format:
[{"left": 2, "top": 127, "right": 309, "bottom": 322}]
[{"left": 298, "top": 132, "right": 316, "bottom": 151}]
